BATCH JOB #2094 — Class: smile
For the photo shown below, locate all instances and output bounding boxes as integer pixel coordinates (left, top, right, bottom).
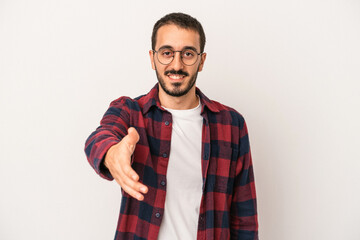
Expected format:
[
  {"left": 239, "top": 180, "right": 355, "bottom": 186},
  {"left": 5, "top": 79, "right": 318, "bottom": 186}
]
[{"left": 167, "top": 74, "right": 186, "bottom": 80}]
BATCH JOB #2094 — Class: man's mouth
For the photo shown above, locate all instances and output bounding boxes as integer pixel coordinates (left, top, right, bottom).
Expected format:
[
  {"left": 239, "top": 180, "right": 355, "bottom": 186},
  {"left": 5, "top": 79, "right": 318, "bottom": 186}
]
[
  {"left": 164, "top": 70, "right": 189, "bottom": 81},
  {"left": 167, "top": 74, "right": 186, "bottom": 80}
]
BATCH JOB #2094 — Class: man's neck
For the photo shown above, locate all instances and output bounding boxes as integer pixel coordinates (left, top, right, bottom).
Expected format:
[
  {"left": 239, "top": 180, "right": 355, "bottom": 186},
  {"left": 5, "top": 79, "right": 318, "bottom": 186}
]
[{"left": 158, "top": 85, "right": 199, "bottom": 110}]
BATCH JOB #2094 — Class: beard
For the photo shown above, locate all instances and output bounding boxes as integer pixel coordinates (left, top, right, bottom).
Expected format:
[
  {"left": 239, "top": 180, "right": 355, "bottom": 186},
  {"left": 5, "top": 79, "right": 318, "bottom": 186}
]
[{"left": 155, "top": 66, "right": 199, "bottom": 97}]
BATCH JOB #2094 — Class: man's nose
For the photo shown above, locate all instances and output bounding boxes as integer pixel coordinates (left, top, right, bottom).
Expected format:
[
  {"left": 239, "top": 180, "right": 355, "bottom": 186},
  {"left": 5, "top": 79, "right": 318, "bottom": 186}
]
[{"left": 170, "top": 52, "right": 184, "bottom": 70}]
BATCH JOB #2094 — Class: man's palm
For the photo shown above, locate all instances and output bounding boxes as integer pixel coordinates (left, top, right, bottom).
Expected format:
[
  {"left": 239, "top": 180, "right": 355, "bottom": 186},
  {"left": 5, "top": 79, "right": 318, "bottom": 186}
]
[{"left": 104, "top": 127, "right": 148, "bottom": 201}]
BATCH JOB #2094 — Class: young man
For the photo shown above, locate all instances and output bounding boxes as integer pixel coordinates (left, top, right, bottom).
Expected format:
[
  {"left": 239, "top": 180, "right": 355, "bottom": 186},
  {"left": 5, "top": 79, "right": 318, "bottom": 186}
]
[{"left": 85, "top": 12, "right": 258, "bottom": 240}]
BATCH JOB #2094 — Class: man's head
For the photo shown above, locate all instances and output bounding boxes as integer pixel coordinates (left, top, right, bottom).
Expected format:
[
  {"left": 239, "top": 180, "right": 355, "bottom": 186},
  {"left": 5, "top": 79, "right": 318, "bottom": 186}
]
[
  {"left": 149, "top": 13, "right": 207, "bottom": 97},
  {"left": 151, "top": 12, "right": 206, "bottom": 53}
]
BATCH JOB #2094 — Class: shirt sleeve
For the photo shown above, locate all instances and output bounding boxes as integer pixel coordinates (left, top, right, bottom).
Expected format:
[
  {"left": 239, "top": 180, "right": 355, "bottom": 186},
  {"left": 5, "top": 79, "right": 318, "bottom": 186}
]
[
  {"left": 230, "top": 119, "right": 259, "bottom": 239},
  {"left": 84, "top": 97, "right": 130, "bottom": 180}
]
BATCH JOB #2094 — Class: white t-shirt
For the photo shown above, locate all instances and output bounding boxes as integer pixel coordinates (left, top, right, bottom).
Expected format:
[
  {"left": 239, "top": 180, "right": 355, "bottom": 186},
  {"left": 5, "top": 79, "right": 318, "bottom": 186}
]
[{"left": 157, "top": 99, "right": 203, "bottom": 240}]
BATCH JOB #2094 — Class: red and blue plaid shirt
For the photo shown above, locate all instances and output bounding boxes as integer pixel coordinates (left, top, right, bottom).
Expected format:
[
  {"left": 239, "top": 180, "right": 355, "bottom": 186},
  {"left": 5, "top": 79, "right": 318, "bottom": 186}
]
[{"left": 85, "top": 84, "right": 258, "bottom": 240}]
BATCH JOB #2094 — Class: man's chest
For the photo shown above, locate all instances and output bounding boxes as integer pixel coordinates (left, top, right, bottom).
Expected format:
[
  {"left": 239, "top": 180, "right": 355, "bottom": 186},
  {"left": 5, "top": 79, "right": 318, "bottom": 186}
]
[{"left": 130, "top": 110, "right": 239, "bottom": 195}]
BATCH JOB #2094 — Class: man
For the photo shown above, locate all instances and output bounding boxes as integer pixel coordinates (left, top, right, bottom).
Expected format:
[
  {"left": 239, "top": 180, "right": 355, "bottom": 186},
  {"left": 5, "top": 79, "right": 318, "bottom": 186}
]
[{"left": 85, "top": 12, "right": 258, "bottom": 240}]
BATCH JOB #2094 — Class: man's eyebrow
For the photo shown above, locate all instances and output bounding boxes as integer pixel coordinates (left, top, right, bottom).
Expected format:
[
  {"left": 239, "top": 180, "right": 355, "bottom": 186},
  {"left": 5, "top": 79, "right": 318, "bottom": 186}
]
[
  {"left": 158, "top": 45, "right": 199, "bottom": 52},
  {"left": 183, "top": 46, "right": 199, "bottom": 52},
  {"left": 158, "top": 45, "right": 173, "bottom": 50}
]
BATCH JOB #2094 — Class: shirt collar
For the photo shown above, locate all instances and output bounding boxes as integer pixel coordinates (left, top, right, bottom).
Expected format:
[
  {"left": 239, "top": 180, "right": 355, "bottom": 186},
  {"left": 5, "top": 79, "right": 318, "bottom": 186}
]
[{"left": 140, "top": 84, "right": 220, "bottom": 115}]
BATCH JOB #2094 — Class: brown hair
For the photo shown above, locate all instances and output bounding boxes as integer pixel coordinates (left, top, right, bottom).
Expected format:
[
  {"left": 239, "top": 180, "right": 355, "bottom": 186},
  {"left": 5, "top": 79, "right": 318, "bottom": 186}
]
[{"left": 151, "top": 12, "right": 206, "bottom": 53}]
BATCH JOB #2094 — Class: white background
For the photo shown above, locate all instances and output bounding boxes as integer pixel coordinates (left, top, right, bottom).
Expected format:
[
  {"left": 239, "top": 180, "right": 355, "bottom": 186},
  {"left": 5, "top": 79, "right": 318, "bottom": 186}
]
[{"left": 1, "top": 0, "right": 359, "bottom": 239}]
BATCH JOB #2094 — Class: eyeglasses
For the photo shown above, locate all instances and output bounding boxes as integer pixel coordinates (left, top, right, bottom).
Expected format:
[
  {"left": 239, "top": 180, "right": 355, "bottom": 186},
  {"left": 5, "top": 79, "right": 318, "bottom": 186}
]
[{"left": 153, "top": 47, "right": 203, "bottom": 66}]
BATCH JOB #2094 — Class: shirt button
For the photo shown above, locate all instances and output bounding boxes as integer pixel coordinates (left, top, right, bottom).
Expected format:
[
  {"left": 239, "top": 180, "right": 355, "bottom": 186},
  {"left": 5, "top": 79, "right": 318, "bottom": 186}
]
[
  {"left": 160, "top": 180, "right": 166, "bottom": 186},
  {"left": 162, "top": 153, "right": 168, "bottom": 158},
  {"left": 155, "top": 212, "right": 161, "bottom": 218},
  {"left": 165, "top": 121, "right": 170, "bottom": 126}
]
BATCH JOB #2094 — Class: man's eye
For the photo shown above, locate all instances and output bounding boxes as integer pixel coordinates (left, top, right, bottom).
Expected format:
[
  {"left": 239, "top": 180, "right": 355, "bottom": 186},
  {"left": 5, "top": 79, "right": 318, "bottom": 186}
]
[
  {"left": 161, "top": 50, "right": 173, "bottom": 57},
  {"left": 183, "top": 51, "right": 195, "bottom": 58}
]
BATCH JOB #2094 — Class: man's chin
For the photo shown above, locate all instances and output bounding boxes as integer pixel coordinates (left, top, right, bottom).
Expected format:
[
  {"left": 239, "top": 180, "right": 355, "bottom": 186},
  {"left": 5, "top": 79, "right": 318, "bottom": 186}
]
[
  {"left": 161, "top": 83, "right": 188, "bottom": 97},
  {"left": 170, "top": 82, "right": 182, "bottom": 88},
  {"left": 166, "top": 87, "right": 185, "bottom": 97}
]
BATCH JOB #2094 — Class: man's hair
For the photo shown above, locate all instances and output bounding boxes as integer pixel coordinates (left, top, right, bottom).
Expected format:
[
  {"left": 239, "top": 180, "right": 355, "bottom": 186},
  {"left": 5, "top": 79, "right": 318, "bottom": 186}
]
[{"left": 151, "top": 12, "right": 206, "bottom": 53}]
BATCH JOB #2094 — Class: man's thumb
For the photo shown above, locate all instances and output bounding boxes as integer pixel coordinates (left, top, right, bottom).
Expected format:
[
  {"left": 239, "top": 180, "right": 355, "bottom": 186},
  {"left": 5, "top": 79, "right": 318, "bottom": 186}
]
[{"left": 125, "top": 127, "right": 140, "bottom": 150}]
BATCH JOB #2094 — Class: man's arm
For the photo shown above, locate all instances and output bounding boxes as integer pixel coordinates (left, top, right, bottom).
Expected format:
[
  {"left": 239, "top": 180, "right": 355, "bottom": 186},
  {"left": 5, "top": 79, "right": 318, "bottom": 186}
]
[
  {"left": 230, "top": 119, "right": 259, "bottom": 239},
  {"left": 84, "top": 97, "right": 148, "bottom": 201}
]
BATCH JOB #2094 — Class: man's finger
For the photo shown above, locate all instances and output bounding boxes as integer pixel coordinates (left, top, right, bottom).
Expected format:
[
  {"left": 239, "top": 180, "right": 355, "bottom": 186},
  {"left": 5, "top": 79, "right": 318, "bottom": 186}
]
[
  {"left": 123, "top": 164, "right": 139, "bottom": 181},
  {"left": 123, "top": 179, "right": 148, "bottom": 197},
  {"left": 121, "top": 165, "right": 148, "bottom": 194},
  {"left": 121, "top": 156, "right": 148, "bottom": 193},
  {"left": 114, "top": 177, "right": 144, "bottom": 201},
  {"left": 122, "top": 184, "right": 144, "bottom": 201},
  {"left": 123, "top": 174, "right": 149, "bottom": 194}
]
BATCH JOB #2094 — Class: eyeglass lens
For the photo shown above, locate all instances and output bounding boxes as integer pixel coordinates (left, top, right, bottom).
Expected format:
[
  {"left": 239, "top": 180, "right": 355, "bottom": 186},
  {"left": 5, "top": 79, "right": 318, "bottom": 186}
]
[{"left": 157, "top": 48, "right": 199, "bottom": 66}]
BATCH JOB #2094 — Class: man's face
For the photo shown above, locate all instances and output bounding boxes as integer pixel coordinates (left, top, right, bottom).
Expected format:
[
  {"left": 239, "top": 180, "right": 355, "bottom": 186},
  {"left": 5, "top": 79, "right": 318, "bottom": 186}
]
[{"left": 150, "top": 24, "right": 206, "bottom": 97}]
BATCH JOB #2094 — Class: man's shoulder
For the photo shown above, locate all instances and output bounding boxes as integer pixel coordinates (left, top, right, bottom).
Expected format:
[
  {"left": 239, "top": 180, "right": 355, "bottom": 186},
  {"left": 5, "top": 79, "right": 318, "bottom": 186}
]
[
  {"left": 108, "top": 85, "right": 158, "bottom": 113},
  {"left": 197, "top": 87, "right": 245, "bottom": 124},
  {"left": 109, "top": 94, "right": 145, "bottom": 112},
  {"left": 208, "top": 98, "right": 246, "bottom": 124},
  {"left": 109, "top": 88, "right": 159, "bottom": 116},
  {"left": 206, "top": 99, "right": 248, "bottom": 141}
]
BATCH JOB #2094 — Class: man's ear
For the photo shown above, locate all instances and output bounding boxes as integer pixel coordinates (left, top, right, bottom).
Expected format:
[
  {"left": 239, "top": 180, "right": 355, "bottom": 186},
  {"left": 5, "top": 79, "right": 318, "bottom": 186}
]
[
  {"left": 197, "top": 52, "right": 207, "bottom": 72},
  {"left": 149, "top": 50, "right": 156, "bottom": 70}
]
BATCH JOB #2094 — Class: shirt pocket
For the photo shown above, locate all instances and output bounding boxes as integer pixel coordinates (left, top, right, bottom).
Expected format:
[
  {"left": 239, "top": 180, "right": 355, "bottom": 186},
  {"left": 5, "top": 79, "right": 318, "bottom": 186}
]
[{"left": 206, "top": 144, "right": 239, "bottom": 194}]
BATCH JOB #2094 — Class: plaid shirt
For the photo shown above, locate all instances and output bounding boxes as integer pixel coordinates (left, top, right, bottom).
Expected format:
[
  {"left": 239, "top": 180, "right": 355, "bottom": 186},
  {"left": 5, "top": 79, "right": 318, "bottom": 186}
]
[{"left": 85, "top": 84, "right": 258, "bottom": 240}]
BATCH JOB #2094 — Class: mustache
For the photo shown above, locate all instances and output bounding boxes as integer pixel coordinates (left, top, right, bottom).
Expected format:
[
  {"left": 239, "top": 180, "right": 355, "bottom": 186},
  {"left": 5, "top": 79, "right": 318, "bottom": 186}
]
[{"left": 164, "top": 70, "right": 189, "bottom": 77}]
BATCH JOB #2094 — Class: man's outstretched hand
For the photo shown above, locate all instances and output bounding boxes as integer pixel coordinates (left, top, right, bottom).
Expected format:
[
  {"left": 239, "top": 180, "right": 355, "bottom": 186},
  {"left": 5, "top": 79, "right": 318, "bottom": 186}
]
[{"left": 104, "top": 127, "right": 148, "bottom": 201}]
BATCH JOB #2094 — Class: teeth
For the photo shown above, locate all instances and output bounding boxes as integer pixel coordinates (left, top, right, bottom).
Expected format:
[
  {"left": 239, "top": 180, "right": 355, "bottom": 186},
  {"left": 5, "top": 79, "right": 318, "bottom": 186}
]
[{"left": 168, "top": 74, "right": 184, "bottom": 80}]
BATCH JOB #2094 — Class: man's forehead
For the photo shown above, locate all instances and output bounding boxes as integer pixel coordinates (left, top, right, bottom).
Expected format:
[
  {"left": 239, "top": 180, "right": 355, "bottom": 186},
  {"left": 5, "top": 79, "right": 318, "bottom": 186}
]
[{"left": 155, "top": 24, "right": 201, "bottom": 51}]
